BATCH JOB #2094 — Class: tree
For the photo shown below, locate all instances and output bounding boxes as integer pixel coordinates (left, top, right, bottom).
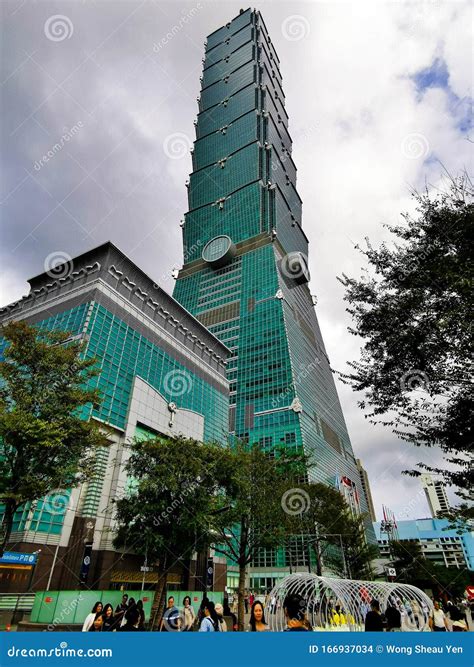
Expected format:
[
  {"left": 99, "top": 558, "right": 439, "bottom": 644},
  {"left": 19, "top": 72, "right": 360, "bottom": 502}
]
[
  {"left": 295, "top": 483, "right": 377, "bottom": 579},
  {"left": 390, "top": 540, "right": 471, "bottom": 599},
  {"left": 0, "top": 320, "right": 106, "bottom": 556},
  {"left": 208, "top": 442, "right": 308, "bottom": 630},
  {"left": 113, "top": 435, "right": 230, "bottom": 629},
  {"left": 338, "top": 174, "right": 473, "bottom": 521}
]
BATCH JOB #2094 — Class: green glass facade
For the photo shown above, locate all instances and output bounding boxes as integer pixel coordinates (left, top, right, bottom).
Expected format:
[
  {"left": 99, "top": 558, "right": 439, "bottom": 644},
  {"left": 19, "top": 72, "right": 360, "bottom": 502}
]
[
  {"left": 173, "top": 8, "right": 376, "bottom": 569},
  {"left": 0, "top": 298, "right": 228, "bottom": 537}
]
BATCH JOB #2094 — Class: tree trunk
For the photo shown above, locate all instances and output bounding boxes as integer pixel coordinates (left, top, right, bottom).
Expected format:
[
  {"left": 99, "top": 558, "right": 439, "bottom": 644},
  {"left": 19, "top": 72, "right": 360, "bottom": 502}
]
[
  {"left": 237, "top": 560, "right": 247, "bottom": 631},
  {"left": 150, "top": 556, "right": 168, "bottom": 631},
  {"left": 0, "top": 500, "right": 17, "bottom": 558}
]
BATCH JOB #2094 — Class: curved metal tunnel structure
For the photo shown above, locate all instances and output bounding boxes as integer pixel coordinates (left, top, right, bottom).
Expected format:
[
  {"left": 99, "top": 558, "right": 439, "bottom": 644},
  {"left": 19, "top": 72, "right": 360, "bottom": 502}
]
[{"left": 267, "top": 573, "right": 433, "bottom": 631}]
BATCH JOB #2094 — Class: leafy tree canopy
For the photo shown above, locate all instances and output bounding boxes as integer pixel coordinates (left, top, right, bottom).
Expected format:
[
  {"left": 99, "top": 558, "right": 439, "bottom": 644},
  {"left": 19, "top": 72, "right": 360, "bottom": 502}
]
[
  {"left": 339, "top": 174, "right": 473, "bottom": 521},
  {"left": 0, "top": 319, "right": 106, "bottom": 555}
]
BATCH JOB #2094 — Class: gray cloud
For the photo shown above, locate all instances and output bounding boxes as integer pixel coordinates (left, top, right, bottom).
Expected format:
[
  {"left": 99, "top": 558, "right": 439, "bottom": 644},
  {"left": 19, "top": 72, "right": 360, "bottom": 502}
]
[{"left": 1, "top": 0, "right": 471, "bottom": 519}]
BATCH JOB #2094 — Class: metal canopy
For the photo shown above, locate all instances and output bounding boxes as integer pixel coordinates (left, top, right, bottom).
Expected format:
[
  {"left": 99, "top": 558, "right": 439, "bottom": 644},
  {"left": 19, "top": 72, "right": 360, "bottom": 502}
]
[{"left": 267, "top": 573, "right": 433, "bottom": 631}]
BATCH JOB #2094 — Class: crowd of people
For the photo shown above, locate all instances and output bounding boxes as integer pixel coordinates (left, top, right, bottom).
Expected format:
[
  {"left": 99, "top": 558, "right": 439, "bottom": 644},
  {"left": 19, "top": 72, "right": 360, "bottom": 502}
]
[
  {"left": 363, "top": 597, "right": 470, "bottom": 632},
  {"left": 81, "top": 594, "right": 146, "bottom": 632},
  {"left": 81, "top": 591, "right": 471, "bottom": 632}
]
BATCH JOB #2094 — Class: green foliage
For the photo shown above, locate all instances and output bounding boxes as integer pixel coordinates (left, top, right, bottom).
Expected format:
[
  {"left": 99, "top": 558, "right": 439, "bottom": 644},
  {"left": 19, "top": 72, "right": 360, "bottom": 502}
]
[
  {"left": 295, "top": 482, "right": 377, "bottom": 579},
  {"left": 209, "top": 442, "right": 309, "bottom": 568},
  {"left": 339, "top": 174, "right": 473, "bottom": 516},
  {"left": 113, "top": 435, "right": 229, "bottom": 564},
  {"left": 390, "top": 540, "right": 472, "bottom": 599},
  {"left": 0, "top": 319, "right": 106, "bottom": 554}
]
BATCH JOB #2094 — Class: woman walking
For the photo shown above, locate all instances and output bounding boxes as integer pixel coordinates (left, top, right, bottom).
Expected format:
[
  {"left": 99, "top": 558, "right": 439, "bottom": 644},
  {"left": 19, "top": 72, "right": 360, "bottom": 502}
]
[
  {"left": 182, "top": 596, "right": 195, "bottom": 631},
  {"left": 136, "top": 600, "right": 146, "bottom": 630}
]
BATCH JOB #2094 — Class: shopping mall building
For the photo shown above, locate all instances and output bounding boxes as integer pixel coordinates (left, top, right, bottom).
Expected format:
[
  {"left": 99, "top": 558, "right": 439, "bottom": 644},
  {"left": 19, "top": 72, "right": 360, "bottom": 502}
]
[{"left": 0, "top": 242, "right": 229, "bottom": 593}]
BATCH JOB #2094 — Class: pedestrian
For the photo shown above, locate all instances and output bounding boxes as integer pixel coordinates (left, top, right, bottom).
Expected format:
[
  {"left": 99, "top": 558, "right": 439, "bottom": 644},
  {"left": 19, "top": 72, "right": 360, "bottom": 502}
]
[
  {"left": 223, "top": 598, "right": 238, "bottom": 631},
  {"left": 283, "top": 593, "right": 310, "bottom": 631},
  {"left": 270, "top": 594, "right": 277, "bottom": 615},
  {"left": 136, "top": 600, "right": 146, "bottom": 630},
  {"left": 82, "top": 602, "right": 103, "bottom": 632},
  {"left": 117, "top": 607, "right": 140, "bottom": 632},
  {"left": 410, "top": 599, "right": 421, "bottom": 629},
  {"left": 121, "top": 597, "right": 136, "bottom": 627},
  {"left": 199, "top": 601, "right": 220, "bottom": 632},
  {"left": 231, "top": 593, "right": 238, "bottom": 615},
  {"left": 449, "top": 605, "right": 468, "bottom": 632},
  {"left": 196, "top": 596, "right": 209, "bottom": 628},
  {"left": 249, "top": 592, "right": 255, "bottom": 608},
  {"left": 244, "top": 592, "right": 249, "bottom": 614},
  {"left": 114, "top": 594, "right": 128, "bottom": 628},
  {"left": 182, "top": 595, "right": 195, "bottom": 631},
  {"left": 429, "top": 601, "right": 449, "bottom": 632},
  {"left": 283, "top": 593, "right": 311, "bottom": 631},
  {"left": 160, "top": 595, "right": 180, "bottom": 632},
  {"left": 101, "top": 604, "right": 116, "bottom": 632},
  {"left": 249, "top": 600, "right": 270, "bottom": 632},
  {"left": 385, "top": 601, "right": 402, "bottom": 631},
  {"left": 215, "top": 603, "right": 227, "bottom": 631},
  {"left": 88, "top": 612, "right": 104, "bottom": 632},
  {"left": 331, "top": 605, "right": 346, "bottom": 627},
  {"left": 364, "top": 599, "right": 384, "bottom": 632}
]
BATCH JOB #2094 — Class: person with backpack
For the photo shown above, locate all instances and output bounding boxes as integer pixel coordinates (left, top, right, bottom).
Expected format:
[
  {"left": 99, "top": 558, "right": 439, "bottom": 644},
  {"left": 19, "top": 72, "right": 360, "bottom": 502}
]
[{"left": 199, "top": 601, "right": 220, "bottom": 632}]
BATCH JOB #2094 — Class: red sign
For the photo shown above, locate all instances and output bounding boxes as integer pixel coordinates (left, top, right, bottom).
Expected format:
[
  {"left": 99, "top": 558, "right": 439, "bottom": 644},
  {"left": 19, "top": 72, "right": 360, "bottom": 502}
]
[
  {"left": 193, "top": 596, "right": 198, "bottom": 602},
  {"left": 142, "top": 597, "right": 149, "bottom": 602},
  {"left": 44, "top": 597, "right": 53, "bottom": 603},
  {"left": 466, "top": 585, "right": 474, "bottom": 600}
]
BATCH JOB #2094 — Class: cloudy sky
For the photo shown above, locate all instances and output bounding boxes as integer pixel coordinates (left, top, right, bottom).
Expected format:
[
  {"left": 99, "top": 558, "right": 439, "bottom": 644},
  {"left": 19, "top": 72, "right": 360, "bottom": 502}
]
[{"left": 1, "top": 0, "right": 472, "bottom": 520}]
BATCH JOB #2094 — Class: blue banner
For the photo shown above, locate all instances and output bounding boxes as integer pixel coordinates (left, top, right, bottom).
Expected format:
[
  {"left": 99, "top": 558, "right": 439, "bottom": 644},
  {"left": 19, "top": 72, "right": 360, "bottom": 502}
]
[
  {"left": 0, "top": 632, "right": 473, "bottom": 667},
  {"left": 0, "top": 552, "right": 37, "bottom": 566}
]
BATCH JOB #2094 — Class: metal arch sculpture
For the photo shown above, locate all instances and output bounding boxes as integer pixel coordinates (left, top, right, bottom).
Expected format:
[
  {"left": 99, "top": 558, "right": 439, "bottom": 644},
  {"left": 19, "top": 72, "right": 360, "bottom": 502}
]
[{"left": 266, "top": 573, "right": 433, "bottom": 631}]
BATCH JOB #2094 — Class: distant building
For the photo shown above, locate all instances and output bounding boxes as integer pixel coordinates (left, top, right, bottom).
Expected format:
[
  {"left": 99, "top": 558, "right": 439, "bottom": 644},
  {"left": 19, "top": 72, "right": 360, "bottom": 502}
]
[
  {"left": 373, "top": 518, "right": 474, "bottom": 571},
  {"left": 421, "top": 473, "right": 450, "bottom": 518},
  {"left": 0, "top": 242, "right": 229, "bottom": 593},
  {"left": 356, "top": 459, "right": 376, "bottom": 522}
]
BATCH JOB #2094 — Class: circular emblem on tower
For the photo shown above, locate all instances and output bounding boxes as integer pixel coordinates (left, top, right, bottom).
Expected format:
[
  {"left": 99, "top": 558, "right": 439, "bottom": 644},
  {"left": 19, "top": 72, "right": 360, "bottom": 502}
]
[{"left": 202, "top": 235, "right": 236, "bottom": 268}]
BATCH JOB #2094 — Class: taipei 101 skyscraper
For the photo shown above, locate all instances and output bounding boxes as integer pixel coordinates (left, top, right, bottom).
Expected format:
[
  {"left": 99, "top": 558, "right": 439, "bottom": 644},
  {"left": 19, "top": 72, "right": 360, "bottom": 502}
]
[{"left": 173, "top": 8, "right": 376, "bottom": 581}]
